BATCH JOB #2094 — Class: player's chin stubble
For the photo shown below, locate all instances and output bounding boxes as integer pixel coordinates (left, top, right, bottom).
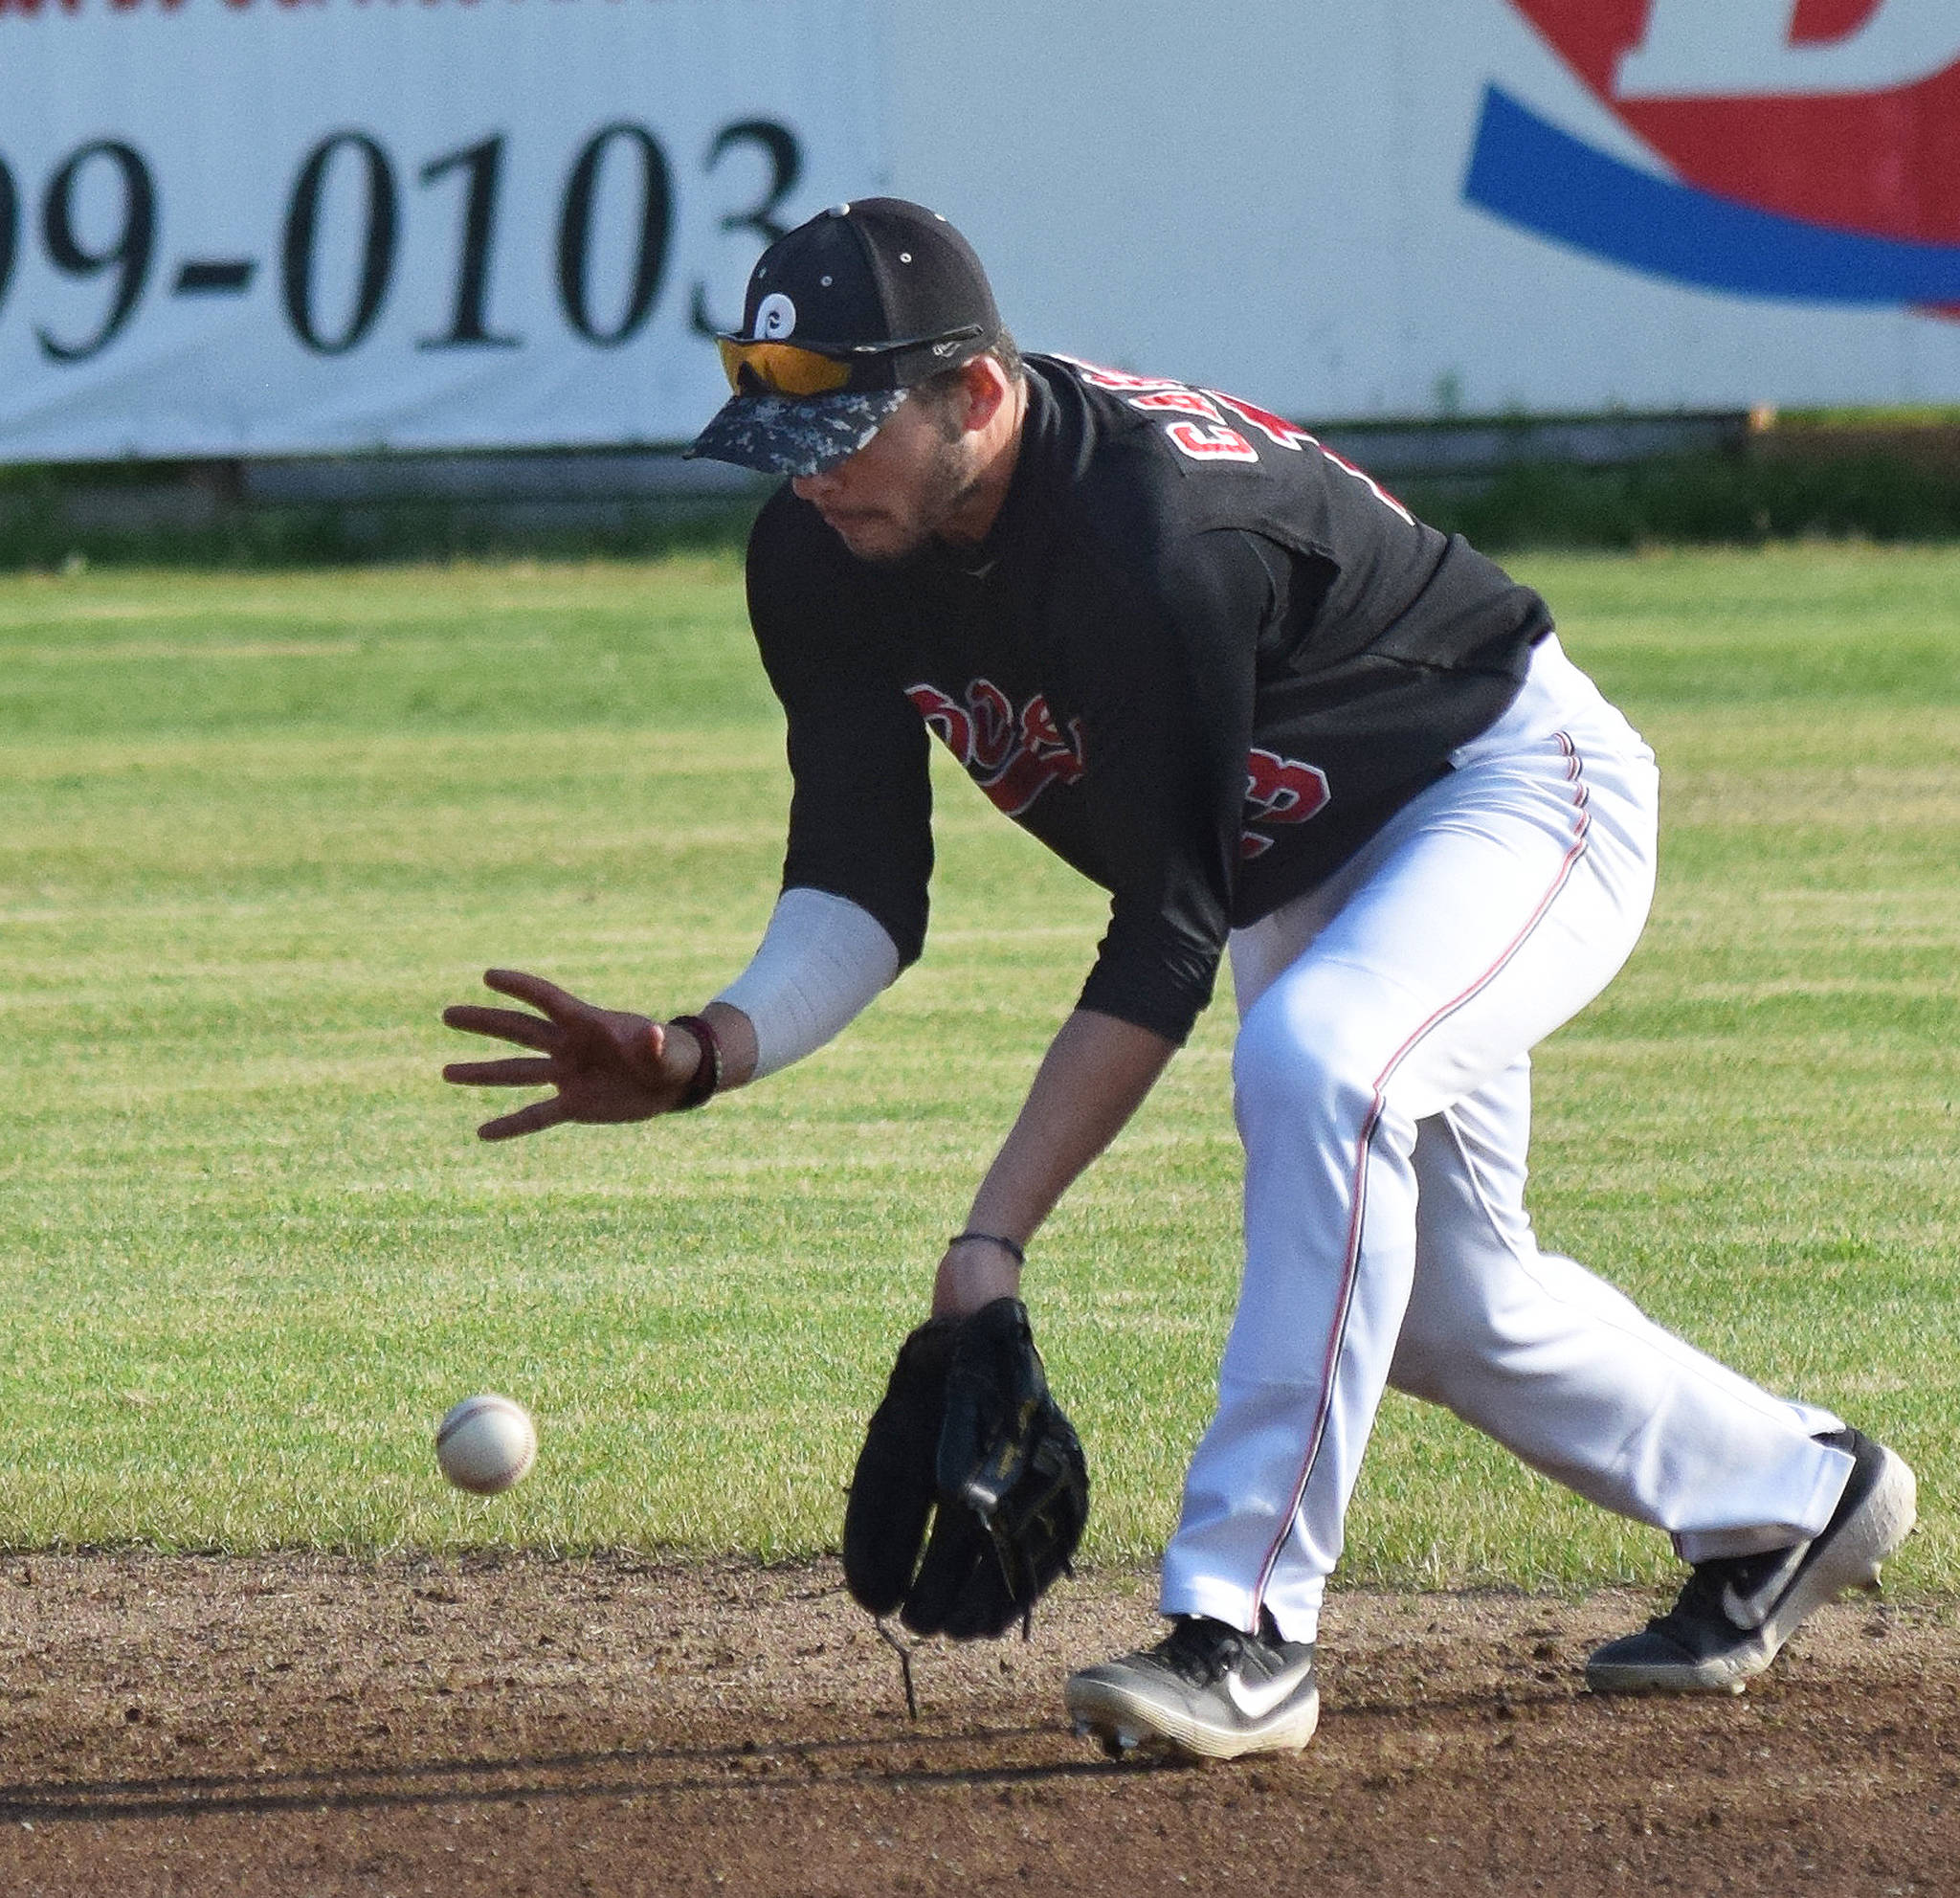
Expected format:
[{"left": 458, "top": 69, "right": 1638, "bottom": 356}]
[{"left": 833, "top": 442, "right": 982, "bottom": 568}]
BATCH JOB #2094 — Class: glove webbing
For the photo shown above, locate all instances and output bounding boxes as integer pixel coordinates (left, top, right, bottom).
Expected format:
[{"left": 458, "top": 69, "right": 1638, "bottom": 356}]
[{"left": 972, "top": 1450, "right": 1078, "bottom": 1641}]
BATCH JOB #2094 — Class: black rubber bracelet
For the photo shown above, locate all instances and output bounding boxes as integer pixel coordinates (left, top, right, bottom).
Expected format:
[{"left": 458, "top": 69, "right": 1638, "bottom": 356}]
[
  {"left": 669, "top": 1014, "right": 723, "bottom": 1111},
  {"left": 948, "top": 1231, "right": 1026, "bottom": 1267}
]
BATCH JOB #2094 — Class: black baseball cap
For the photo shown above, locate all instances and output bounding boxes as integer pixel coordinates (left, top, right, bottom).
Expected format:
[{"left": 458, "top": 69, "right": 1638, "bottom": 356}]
[{"left": 687, "top": 198, "right": 1003, "bottom": 477}]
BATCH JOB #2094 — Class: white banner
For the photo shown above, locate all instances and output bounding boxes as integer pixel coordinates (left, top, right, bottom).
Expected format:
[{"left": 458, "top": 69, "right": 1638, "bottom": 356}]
[
  {"left": 0, "top": 0, "right": 886, "bottom": 459},
  {"left": 8, "top": 0, "right": 1960, "bottom": 457},
  {"left": 894, "top": 0, "right": 1960, "bottom": 423}
]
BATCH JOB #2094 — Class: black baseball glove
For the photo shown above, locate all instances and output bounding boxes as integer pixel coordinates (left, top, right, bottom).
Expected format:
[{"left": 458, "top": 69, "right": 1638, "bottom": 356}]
[{"left": 842, "top": 1297, "right": 1089, "bottom": 1641}]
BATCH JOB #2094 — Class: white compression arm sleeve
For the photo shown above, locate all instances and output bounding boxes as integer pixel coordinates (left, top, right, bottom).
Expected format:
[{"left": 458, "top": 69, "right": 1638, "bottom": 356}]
[{"left": 712, "top": 886, "right": 902, "bottom": 1080}]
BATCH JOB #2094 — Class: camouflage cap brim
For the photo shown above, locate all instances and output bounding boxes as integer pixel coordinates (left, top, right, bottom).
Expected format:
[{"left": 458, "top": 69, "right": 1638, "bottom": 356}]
[{"left": 685, "top": 388, "right": 908, "bottom": 477}]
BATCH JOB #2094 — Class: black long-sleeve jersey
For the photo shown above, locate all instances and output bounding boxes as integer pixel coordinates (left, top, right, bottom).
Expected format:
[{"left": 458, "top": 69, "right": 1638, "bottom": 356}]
[{"left": 744, "top": 353, "right": 1553, "bottom": 1045}]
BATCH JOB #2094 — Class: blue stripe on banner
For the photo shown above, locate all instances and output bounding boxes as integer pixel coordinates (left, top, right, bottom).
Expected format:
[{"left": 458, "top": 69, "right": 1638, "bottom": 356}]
[{"left": 1461, "top": 83, "right": 1960, "bottom": 306}]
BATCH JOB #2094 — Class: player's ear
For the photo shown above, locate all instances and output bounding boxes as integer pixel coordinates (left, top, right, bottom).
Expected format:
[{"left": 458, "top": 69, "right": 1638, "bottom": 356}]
[{"left": 958, "top": 353, "right": 1013, "bottom": 435}]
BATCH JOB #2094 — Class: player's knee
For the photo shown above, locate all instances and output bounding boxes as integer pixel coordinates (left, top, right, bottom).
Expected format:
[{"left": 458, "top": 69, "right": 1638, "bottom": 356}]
[
  {"left": 1231, "top": 980, "right": 1379, "bottom": 1128},
  {"left": 1386, "top": 1314, "right": 1447, "bottom": 1399},
  {"left": 1386, "top": 1324, "right": 1481, "bottom": 1412}
]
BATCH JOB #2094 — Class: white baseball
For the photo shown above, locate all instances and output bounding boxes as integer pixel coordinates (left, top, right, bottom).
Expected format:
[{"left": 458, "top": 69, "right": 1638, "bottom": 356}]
[{"left": 435, "top": 1393, "right": 537, "bottom": 1495}]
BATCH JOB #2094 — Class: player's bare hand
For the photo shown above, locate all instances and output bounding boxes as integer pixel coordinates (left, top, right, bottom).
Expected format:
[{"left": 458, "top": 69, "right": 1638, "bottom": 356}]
[{"left": 440, "top": 968, "right": 697, "bottom": 1140}]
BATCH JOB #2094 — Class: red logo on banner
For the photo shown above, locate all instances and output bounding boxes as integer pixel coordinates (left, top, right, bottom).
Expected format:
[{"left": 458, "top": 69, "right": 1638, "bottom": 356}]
[{"left": 1506, "top": 2, "right": 1960, "bottom": 251}]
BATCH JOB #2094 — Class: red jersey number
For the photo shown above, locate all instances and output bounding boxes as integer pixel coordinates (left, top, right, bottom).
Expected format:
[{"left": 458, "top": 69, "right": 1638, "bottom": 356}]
[{"left": 1240, "top": 748, "right": 1331, "bottom": 859}]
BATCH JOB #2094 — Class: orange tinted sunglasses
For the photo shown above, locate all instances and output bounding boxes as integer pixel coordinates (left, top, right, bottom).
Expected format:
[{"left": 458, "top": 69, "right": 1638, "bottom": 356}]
[{"left": 716, "top": 337, "right": 856, "bottom": 397}]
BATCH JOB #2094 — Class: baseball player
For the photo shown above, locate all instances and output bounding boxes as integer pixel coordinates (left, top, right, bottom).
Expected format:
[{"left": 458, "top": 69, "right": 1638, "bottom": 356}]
[{"left": 442, "top": 200, "right": 1917, "bottom": 1762}]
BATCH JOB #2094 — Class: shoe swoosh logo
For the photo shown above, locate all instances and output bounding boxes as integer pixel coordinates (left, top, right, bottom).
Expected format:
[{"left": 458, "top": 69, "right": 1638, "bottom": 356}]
[
  {"left": 1719, "top": 1582, "right": 1762, "bottom": 1629},
  {"left": 1225, "top": 1659, "right": 1311, "bottom": 1721},
  {"left": 1720, "top": 1545, "right": 1806, "bottom": 1630}
]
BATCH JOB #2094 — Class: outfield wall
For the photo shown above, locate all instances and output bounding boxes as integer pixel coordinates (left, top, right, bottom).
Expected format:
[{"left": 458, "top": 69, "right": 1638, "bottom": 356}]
[{"left": 0, "top": 0, "right": 1956, "bottom": 460}]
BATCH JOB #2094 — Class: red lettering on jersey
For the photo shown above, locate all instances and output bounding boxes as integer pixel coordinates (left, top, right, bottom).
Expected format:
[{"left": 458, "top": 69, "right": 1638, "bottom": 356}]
[
  {"left": 1053, "top": 353, "right": 1184, "bottom": 392},
  {"left": 906, "top": 678, "right": 1086, "bottom": 818},
  {"left": 1058, "top": 355, "right": 1262, "bottom": 466},
  {"left": 1061, "top": 354, "right": 1416, "bottom": 520},
  {"left": 1128, "top": 388, "right": 1226, "bottom": 422},
  {"left": 984, "top": 747, "right": 1081, "bottom": 816},
  {"left": 1240, "top": 748, "right": 1330, "bottom": 858},
  {"left": 1165, "top": 420, "right": 1259, "bottom": 463},
  {"left": 904, "top": 682, "right": 973, "bottom": 763},
  {"left": 967, "top": 678, "right": 1016, "bottom": 772},
  {"left": 1214, "top": 381, "right": 1417, "bottom": 519},
  {"left": 1018, "top": 693, "right": 1084, "bottom": 762},
  {"left": 1207, "top": 391, "right": 1317, "bottom": 452}
]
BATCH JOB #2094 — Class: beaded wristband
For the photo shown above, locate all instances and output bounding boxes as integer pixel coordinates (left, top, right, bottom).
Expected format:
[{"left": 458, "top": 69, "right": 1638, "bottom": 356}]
[
  {"left": 948, "top": 1231, "right": 1026, "bottom": 1267},
  {"left": 669, "top": 1014, "right": 724, "bottom": 1111}
]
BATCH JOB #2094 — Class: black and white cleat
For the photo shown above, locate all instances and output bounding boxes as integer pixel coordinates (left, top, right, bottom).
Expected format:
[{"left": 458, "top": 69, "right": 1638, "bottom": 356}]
[
  {"left": 1073, "top": 1715, "right": 1145, "bottom": 1761},
  {"left": 1065, "top": 1616, "right": 1320, "bottom": 1762}
]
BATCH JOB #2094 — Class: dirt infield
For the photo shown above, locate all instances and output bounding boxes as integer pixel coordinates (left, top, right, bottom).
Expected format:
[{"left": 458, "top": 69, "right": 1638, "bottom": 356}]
[{"left": 0, "top": 1554, "right": 1953, "bottom": 1896}]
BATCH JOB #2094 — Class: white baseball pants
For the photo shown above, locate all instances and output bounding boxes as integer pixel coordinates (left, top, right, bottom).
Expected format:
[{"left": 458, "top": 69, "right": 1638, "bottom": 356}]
[{"left": 1161, "top": 635, "right": 1852, "bottom": 1642}]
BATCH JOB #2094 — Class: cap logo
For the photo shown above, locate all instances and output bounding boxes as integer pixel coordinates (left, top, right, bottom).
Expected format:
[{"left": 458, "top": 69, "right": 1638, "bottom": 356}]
[{"left": 755, "top": 293, "right": 797, "bottom": 341}]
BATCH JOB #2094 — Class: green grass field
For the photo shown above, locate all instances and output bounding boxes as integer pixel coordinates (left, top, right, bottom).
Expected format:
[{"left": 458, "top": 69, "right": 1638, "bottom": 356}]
[{"left": 2, "top": 546, "right": 1954, "bottom": 1594}]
